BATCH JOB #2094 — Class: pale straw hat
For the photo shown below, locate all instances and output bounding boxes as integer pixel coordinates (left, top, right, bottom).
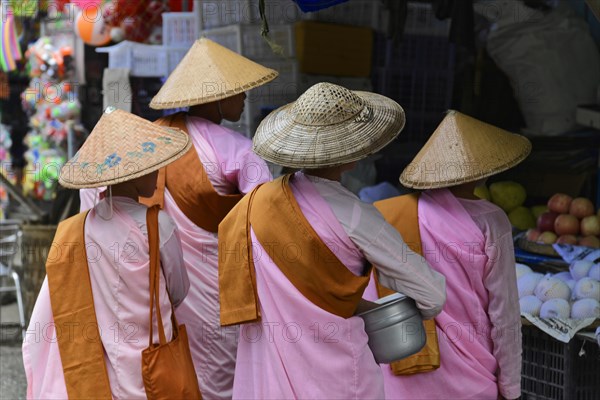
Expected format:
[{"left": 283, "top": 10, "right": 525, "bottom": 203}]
[
  {"left": 59, "top": 107, "right": 191, "bottom": 189},
  {"left": 253, "top": 82, "right": 405, "bottom": 168},
  {"left": 150, "top": 38, "right": 279, "bottom": 109},
  {"left": 400, "top": 110, "right": 532, "bottom": 189}
]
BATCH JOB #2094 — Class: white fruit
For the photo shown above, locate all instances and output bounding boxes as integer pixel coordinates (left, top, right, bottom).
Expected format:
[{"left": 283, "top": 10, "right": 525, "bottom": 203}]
[
  {"left": 516, "top": 263, "right": 533, "bottom": 279},
  {"left": 553, "top": 271, "right": 572, "bottom": 282},
  {"left": 519, "top": 295, "right": 542, "bottom": 316},
  {"left": 588, "top": 264, "right": 600, "bottom": 281},
  {"left": 571, "top": 299, "right": 600, "bottom": 319},
  {"left": 566, "top": 280, "right": 577, "bottom": 299},
  {"left": 570, "top": 260, "right": 594, "bottom": 280},
  {"left": 534, "top": 276, "right": 571, "bottom": 302},
  {"left": 518, "top": 272, "right": 544, "bottom": 298},
  {"left": 573, "top": 278, "right": 600, "bottom": 301},
  {"left": 540, "top": 299, "right": 570, "bottom": 319}
]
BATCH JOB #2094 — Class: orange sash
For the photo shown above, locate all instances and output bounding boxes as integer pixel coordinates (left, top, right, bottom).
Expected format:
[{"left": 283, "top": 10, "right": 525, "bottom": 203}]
[
  {"left": 374, "top": 193, "right": 440, "bottom": 375},
  {"left": 46, "top": 211, "right": 113, "bottom": 399},
  {"left": 218, "top": 175, "right": 371, "bottom": 326},
  {"left": 140, "top": 113, "right": 243, "bottom": 232}
]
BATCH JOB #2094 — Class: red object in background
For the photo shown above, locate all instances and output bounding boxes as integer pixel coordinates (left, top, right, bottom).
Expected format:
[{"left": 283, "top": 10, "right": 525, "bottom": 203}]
[
  {"left": 142, "top": 0, "right": 169, "bottom": 26},
  {"left": 116, "top": 0, "right": 150, "bottom": 17},
  {"left": 54, "top": 0, "right": 70, "bottom": 12},
  {"left": 168, "top": 0, "right": 195, "bottom": 12},
  {"left": 103, "top": 1, "right": 124, "bottom": 27},
  {"left": 122, "top": 16, "right": 152, "bottom": 43}
]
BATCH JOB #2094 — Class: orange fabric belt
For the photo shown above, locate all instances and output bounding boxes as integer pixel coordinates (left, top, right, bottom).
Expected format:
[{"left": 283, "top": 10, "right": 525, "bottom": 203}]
[
  {"left": 46, "top": 211, "right": 113, "bottom": 398},
  {"left": 373, "top": 193, "right": 440, "bottom": 375},
  {"left": 140, "top": 112, "right": 243, "bottom": 233},
  {"left": 218, "top": 174, "right": 371, "bottom": 326}
]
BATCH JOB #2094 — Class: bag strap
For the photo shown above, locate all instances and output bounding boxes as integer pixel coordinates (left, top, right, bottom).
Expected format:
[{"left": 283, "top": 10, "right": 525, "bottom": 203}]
[{"left": 147, "top": 206, "right": 178, "bottom": 347}]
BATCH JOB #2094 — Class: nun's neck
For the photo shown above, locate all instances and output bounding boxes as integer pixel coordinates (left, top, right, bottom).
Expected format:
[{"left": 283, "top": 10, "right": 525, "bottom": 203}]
[
  {"left": 303, "top": 162, "right": 357, "bottom": 182},
  {"left": 188, "top": 103, "right": 222, "bottom": 124}
]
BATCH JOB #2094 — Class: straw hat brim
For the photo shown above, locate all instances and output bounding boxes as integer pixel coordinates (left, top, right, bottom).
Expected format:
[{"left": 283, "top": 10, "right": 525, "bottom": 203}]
[
  {"left": 59, "top": 138, "right": 192, "bottom": 189},
  {"left": 399, "top": 111, "right": 532, "bottom": 189},
  {"left": 253, "top": 91, "right": 405, "bottom": 168},
  {"left": 59, "top": 109, "right": 192, "bottom": 189},
  {"left": 149, "top": 38, "right": 279, "bottom": 109}
]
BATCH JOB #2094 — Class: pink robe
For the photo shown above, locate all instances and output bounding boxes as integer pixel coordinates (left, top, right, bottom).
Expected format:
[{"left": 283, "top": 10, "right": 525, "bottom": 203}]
[
  {"left": 81, "top": 116, "right": 272, "bottom": 399},
  {"left": 23, "top": 197, "right": 188, "bottom": 399},
  {"left": 233, "top": 172, "right": 446, "bottom": 399},
  {"left": 364, "top": 188, "right": 522, "bottom": 399}
]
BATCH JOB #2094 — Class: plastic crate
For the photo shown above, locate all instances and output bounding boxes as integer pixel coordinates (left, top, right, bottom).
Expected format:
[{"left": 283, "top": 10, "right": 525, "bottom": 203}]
[
  {"left": 130, "top": 46, "right": 168, "bottom": 77},
  {"left": 96, "top": 41, "right": 133, "bottom": 70},
  {"left": 521, "top": 325, "right": 600, "bottom": 400},
  {"left": 201, "top": 23, "right": 295, "bottom": 59},
  {"left": 166, "top": 47, "right": 191, "bottom": 76},
  {"left": 97, "top": 42, "right": 170, "bottom": 77},
  {"left": 162, "top": 12, "right": 199, "bottom": 47},
  {"left": 404, "top": 2, "right": 450, "bottom": 37},
  {"left": 227, "top": 58, "right": 298, "bottom": 137},
  {"left": 199, "top": 0, "right": 300, "bottom": 30}
]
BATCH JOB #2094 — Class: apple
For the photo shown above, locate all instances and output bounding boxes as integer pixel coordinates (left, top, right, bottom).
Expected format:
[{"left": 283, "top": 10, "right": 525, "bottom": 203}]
[
  {"left": 580, "top": 215, "right": 600, "bottom": 237},
  {"left": 556, "top": 234, "right": 578, "bottom": 245},
  {"left": 537, "top": 211, "right": 559, "bottom": 232},
  {"left": 525, "top": 228, "right": 541, "bottom": 242},
  {"left": 554, "top": 214, "right": 579, "bottom": 236},
  {"left": 569, "top": 197, "right": 595, "bottom": 219},
  {"left": 537, "top": 231, "right": 558, "bottom": 245},
  {"left": 578, "top": 235, "right": 600, "bottom": 249},
  {"left": 547, "top": 193, "right": 573, "bottom": 214}
]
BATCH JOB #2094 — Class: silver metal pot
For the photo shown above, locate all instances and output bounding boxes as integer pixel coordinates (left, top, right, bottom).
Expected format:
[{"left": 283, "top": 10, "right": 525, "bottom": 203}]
[{"left": 357, "top": 293, "right": 426, "bottom": 364}]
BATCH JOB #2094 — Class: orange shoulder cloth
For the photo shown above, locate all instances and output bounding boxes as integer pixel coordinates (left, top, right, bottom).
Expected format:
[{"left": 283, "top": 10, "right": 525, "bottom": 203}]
[
  {"left": 218, "top": 174, "right": 371, "bottom": 326},
  {"left": 46, "top": 211, "right": 112, "bottom": 398},
  {"left": 373, "top": 193, "right": 440, "bottom": 375},
  {"left": 140, "top": 112, "right": 243, "bottom": 232}
]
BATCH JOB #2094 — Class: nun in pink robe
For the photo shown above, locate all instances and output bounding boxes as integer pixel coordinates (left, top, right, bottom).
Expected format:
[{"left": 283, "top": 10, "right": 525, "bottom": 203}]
[
  {"left": 364, "top": 188, "right": 522, "bottom": 399},
  {"left": 80, "top": 116, "right": 272, "bottom": 399},
  {"left": 23, "top": 196, "right": 189, "bottom": 399},
  {"left": 232, "top": 172, "right": 446, "bottom": 399}
]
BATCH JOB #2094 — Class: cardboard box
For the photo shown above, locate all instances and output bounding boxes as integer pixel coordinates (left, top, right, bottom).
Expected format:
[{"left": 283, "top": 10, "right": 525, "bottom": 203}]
[{"left": 295, "top": 21, "right": 373, "bottom": 77}]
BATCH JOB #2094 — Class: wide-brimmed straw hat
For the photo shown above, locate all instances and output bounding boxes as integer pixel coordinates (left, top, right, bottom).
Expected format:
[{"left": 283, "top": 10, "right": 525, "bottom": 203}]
[
  {"left": 150, "top": 38, "right": 279, "bottom": 109},
  {"left": 400, "top": 110, "right": 531, "bottom": 189},
  {"left": 253, "top": 82, "right": 405, "bottom": 168},
  {"left": 59, "top": 107, "right": 191, "bottom": 189}
]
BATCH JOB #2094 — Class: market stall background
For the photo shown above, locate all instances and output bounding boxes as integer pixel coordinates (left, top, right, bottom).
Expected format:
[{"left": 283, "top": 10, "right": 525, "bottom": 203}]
[{"left": 1, "top": 1, "right": 600, "bottom": 399}]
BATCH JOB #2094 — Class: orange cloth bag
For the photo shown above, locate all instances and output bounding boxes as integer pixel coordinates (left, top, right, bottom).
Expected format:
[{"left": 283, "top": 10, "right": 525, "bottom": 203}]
[{"left": 141, "top": 206, "right": 202, "bottom": 399}]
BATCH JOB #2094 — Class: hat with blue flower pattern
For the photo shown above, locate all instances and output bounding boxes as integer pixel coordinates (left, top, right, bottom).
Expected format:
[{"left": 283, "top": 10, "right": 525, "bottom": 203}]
[{"left": 59, "top": 107, "right": 191, "bottom": 189}]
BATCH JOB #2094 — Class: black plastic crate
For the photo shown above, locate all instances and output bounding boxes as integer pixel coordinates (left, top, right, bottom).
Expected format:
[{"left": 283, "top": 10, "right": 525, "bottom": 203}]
[{"left": 521, "top": 325, "right": 600, "bottom": 400}]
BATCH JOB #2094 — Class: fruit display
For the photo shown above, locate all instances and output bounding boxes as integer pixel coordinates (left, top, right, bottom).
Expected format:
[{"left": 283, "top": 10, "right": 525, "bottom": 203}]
[
  {"left": 525, "top": 193, "right": 600, "bottom": 248},
  {"left": 516, "top": 261, "right": 600, "bottom": 319},
  {"left": 476, "top": 181, "right": 537, "bottom": 230}
]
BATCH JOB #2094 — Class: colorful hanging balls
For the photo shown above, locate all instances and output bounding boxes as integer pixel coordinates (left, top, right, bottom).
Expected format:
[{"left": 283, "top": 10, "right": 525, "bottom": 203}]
[{"left": 75, "top": 8, "right": 111, "bottom": 46}]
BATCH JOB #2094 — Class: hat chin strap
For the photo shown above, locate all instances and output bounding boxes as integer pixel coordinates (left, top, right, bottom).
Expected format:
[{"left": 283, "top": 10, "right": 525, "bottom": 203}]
[
  {"left": 217, "top": 101, "right": 224, "bottom": 121},
  {"left": 93, "top": 186, "right": 114, "bottom": 221}
]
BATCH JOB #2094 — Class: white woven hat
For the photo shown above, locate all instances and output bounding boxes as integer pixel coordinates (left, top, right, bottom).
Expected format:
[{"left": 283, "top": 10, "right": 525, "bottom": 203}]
[
  {"left": 150, "top": 38, "right": 279, "bottom": 109},
  {"left": 400, "top": 110, "right": 532, "bottom": 189},
  {"left": 253, "top": 82, "right": 405, "bottom": 168},
  {"left": 59, "top": 108, "right": 191, "bottom": 189}
]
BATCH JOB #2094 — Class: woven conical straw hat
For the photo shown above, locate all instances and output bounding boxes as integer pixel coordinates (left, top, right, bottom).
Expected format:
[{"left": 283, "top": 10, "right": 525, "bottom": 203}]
[
  {"left": 150, "top": 38, "right": 278, "bottom": 109},
  {"left": 253, "top": 82, "right": 405, "bottom": 168},
  {"left": 400, "top": 110, "right": 531, "bottom": 189},
  {"left": 59, "top": 108, "right": 191, "bottom": 189}
]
